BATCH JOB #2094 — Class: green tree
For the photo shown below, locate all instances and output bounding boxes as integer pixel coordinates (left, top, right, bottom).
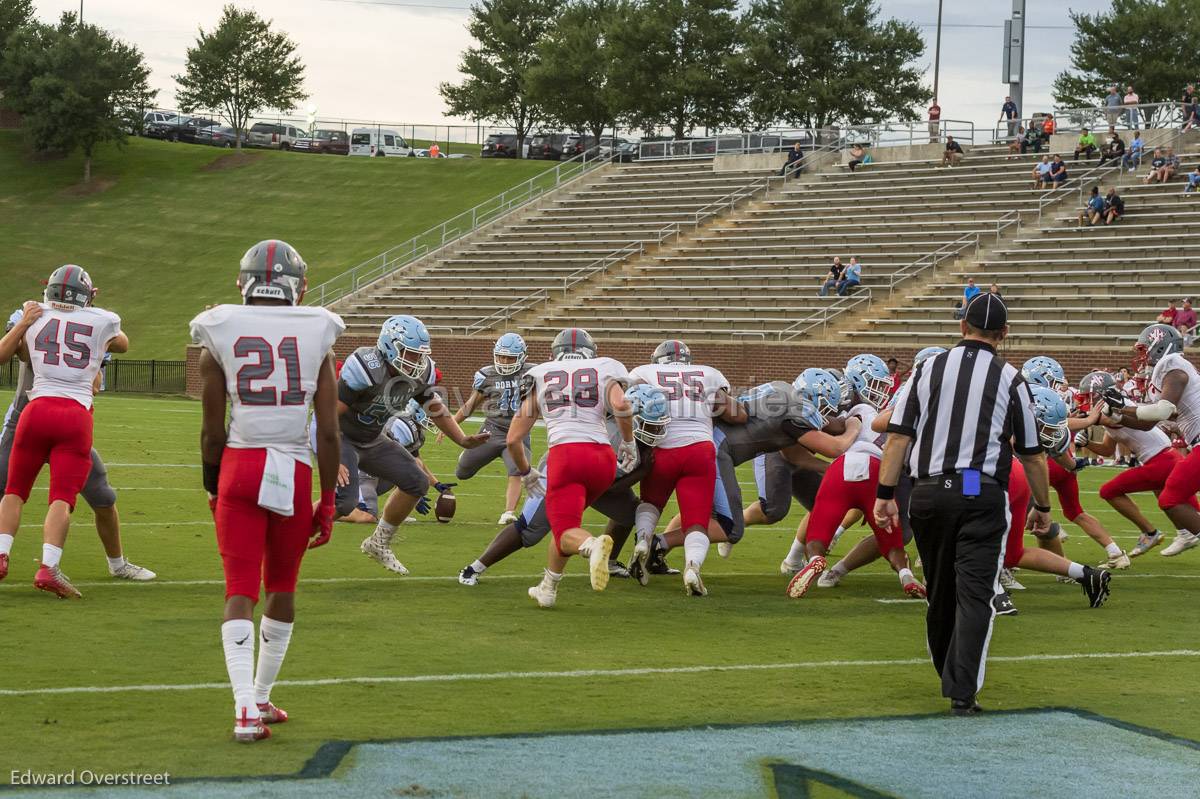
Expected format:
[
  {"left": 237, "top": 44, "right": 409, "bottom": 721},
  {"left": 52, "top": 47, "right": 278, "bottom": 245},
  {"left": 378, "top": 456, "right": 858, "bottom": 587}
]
[
  {"left": 0, "top": 13, "right": 153, "bottom": 182},
  {"left": 440, "top": 0, "right": 556, "bottom": 158},
  {"left": 0, "top": 0, "right": 36, "bottom": 95},
  {"left": 175, "top": 5, "right": 307, "bottom": 151},
  {"left": 739, "top": 0, "right": 929, "bottom": 133},
  {"left": 1052, "top": 0, "right": 1199, "bottom": 113}
]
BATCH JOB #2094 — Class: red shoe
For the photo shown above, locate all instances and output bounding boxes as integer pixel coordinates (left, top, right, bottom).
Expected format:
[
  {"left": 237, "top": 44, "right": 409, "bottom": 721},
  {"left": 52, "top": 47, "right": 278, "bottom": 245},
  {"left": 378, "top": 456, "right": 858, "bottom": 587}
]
[
  {"left": 0, "top": 553, "right": 8, "bottom": 581},
  {"left": 786, "top": 555, "right": 826, "bottom": 599},
  {"left": 233, "top": 708, "right": 271, "bottom": 743},
  {"left": 903, "top": 580, "right": 927, "bottom": 599},
  {"left": 33, "top": 564, "right": 81, "bottom": 599},
  {"left": 257, "top": 701, "right": 288, "bottom": 724}
]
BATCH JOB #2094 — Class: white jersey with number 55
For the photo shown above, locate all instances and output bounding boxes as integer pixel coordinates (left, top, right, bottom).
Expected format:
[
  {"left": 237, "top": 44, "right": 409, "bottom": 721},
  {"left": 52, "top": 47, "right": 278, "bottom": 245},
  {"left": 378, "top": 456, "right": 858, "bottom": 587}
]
[
  {"left": 25, "top": 304, "right": 121, "bottom": 410},
  {"left": 527, "top": 357, "right": 628, "bottom": 447},
  {"left": 629, "top": 363, "right": 729, "bottom": 449},
  {"left": 190, "top": 304, "right": 345, "bottom": 461}
]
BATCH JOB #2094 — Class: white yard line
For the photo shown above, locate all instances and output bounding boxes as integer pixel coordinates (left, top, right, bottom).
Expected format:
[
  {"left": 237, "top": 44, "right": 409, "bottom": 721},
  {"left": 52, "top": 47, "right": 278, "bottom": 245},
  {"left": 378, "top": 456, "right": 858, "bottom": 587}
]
[{"left": 1, "top": 649, "right": 1195, "bottom": 698}]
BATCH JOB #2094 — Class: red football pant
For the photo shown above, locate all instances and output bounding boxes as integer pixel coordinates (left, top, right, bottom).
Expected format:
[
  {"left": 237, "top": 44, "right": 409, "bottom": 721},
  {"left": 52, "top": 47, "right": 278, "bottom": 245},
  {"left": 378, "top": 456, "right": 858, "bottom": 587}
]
[
  {"left": 1101, "top": 448, "right": 1200, "bottom": 510},
  {"left": 1158, "top": 445, "right": 1200, "bottom": 510},
  {"left": 545, "top": 442, "right": 616, "bottom": 551},
  {"left": 806, "top": 454, "right": 903, "bottom": 554},
  {"left": 4, "top": 396, "right": 93, "bottom": 510},
  {"left": 1004, "top": 458, "right": 1030, "bottom": 568},
  {"left": 215, "top": 447, "right": 313, "bottom": 602},
  {"left": 1048, "top": 457, "right": 1085, "bottom": 521},
  {"left": 639, "top": 441, "right": 716, "bottom": 531}
]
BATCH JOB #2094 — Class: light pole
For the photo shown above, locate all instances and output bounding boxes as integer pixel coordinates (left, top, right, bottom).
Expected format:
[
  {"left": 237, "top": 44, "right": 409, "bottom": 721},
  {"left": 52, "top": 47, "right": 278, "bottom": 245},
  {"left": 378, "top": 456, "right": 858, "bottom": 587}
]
[{"left": 932, "top": 0, "right": 943, "bottom": 104}]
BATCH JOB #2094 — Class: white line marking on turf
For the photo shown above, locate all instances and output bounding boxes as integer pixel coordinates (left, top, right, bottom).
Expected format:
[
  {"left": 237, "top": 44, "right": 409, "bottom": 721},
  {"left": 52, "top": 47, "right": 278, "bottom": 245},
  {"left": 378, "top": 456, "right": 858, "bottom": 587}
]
[
  {"left": 875, "top": 598, "right": 926, "bottom": 604},
  {"left": 2, "top": 649, "right": 1196, "bottom": 697}
]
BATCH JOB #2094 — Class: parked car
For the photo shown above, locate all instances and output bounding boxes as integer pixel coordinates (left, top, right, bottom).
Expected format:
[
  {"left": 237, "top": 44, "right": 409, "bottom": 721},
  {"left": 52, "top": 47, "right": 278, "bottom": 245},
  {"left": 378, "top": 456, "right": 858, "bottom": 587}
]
[
  {"left": 293, "top": 129, "right": 350, "bottom": 155},
  {"left": 248, "top": 122, "right": 305, "bottom": 150},
  {"left": 527, "top": 133, "right": 568, "bottom": 160},
  {"left": 144, "top": 114, "right": 219, "bottom": 143},
  {"left": 614, "top": 140, "right": 640, "bottom": 162},
  {"left": 598, "top": 136, "right": 631, "bottom": 157},
  {"left": 132, "top": 110, "right": 173, "bottom": 135},
  {"left": 194, "top": 125, "right": 250, "bottom": 148},
  {"left": 480, "top": 133, "right": 522, "bottom": 158},
  {"left": 561, "top": 134, "right": 597, "bottom": 159},
  {"left": 348, "top": 127, "right": 412, "bottom": 157}
]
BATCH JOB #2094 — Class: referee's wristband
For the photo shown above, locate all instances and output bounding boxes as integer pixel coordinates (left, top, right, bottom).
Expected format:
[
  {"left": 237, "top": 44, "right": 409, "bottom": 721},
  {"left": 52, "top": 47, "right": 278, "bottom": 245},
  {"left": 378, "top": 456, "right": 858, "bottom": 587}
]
[
  {"left": 1033, "top": 503, "right": 1052, "bottom": 513},
  {"left": 876, "top": 484, "right": 897, "bottom": 501}
]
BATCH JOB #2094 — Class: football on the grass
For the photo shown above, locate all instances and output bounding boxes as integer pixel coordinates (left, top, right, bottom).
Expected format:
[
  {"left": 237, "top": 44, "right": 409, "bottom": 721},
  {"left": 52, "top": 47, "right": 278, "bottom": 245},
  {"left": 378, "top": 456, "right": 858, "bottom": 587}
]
[{"left": 435, "top": 492, "right": 456, "bottom": 523}]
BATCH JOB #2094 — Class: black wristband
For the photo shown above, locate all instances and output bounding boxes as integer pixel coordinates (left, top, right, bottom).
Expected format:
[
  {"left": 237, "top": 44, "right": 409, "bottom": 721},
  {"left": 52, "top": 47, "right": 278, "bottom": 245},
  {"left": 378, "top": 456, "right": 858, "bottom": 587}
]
[
  {"left": 1034, "top": 503, "right": 1052, "bottom": 513},
  {"left": 876, "top": 484, "right": 896, "bottom": 500},
  {"left": 202, "top": 462, "right": 221, "bottom": 495}
]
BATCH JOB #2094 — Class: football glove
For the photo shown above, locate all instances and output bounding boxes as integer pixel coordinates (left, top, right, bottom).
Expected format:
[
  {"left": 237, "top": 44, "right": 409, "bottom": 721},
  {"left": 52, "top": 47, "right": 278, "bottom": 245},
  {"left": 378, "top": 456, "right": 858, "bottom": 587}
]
[
  {"left": 1074, "top": 430, "right": 1090, "bottom": 448},
  {"left": 1074, "top": 457, "right": 1089, "bottom": 472},
  {"left": 415, "top": 495, "right": 432, "bottom": 515},
  {"left": 434, "top": 481, "right": 457, "bottom": 494},
  {"left": 309, "top": 490, "right": 336, "bottom": 549},
  {"left": 1103, "top": 387, "right": 1127, "bottom": 414},
  {"left": 617, "top": 439, "right": 640, "bottom": 473},
  {"left": 521, "top": 467, "right": 545, "bottom": 498}
]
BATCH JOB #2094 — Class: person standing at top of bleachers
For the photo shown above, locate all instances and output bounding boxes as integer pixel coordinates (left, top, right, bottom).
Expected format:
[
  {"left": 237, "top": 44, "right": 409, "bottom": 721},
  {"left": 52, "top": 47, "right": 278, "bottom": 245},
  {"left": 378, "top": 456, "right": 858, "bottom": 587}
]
[{"left": 1123, "top": 85, "right": 1141, "bottom": 129}]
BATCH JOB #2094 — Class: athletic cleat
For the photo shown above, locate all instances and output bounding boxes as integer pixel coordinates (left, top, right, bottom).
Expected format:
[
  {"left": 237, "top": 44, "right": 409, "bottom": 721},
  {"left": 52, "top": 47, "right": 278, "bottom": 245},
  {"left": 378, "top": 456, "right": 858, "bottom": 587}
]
[
  {"left": 780, "top": 558, "right": 804, "bottom": 575},
  {"left": 33, "top": 564, "right": 81, "bottom": 599},
  {"left": 360, "top": 534, "right": 409, "bottom": 574},
  {"left": 527, "top": 580, "right": 557, "bottom": 608},
  {"left": 109, "top": 560, "right": 156, "bottom": 581},
  {"left": 608, "top": 559, "right": 630, "bottom": 579},
  {"left": 1078, "top": 566, "right": 1111, "bottom": 608},
  {"left": 683, "top": 561, "right": 707, "bottom": 596},
  {"left": 585, "top": 534, "right": 614, "bottom": 591},
  {"left": 1129, "top": 531, "right": 1165, "bottom": 557},
  {"left": 497, "top": 511, "right": 517, "bottom": 525},
  {"left": 999, "top": 568, "right": 1025, "bottom": 591},
  {"left": 629, "top": 540, "right": 650, "bottom": 586},
  {"left": 785, "top": 555, "right": 826, "bottom": 599},
  {"left": 717, "top": 542, "right": 733, "bottom": 558},
  {"left": 647, "top": 549, "right": 679, "bottom": 575},
  {"left": 1099, "top": 551, "right": 1131, "bottom": 570},
  {"left": 256, "top": 701, "right": 288, "bottom": 724},
  {"left": 457, "top": 566, "right": 479, "bottom": 586},
  {"left": 1161, "top": 530, "right": 1199, "bottom": 557},
  {"left": 0, "top": 552, "right": 7, "bottom": 581},
  {"left": 951, "top": 698, "right": 983, "bottom": 716},
  {"left": 993, "top": 592, "right": 1018, "bottom": 616},
  {"left": 233, "top": 709, "right": 271, "bottom": 743},
  {"left": 817, "top": 569, "right": 843, "bottom": 588},
  {"left": 1055, "top": 575, "right": 1076, "bottom": 584},
  {"left": 903, "top": 579, "right": 927, "bottom": 599},
  {"left": 1053, "top": 522, "right": 1068, "bottom": 542}
]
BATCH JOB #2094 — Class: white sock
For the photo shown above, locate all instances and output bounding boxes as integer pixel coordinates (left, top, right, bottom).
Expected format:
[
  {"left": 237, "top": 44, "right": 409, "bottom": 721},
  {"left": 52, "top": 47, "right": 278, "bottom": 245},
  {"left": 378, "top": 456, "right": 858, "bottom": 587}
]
[
  {"left": 253, "top": 617, "right": 294, "bottom": 705},
  {"left": 0, "top": 533, "right": 13, "bottom": 555},
  {"left": 830, "top": 525, "right": 847, "bottom": 546},
  {"left": 542, "top": 568, "right": 562, "bottom": 586},
  {"left": 374, "top": 519, "right": 397, "bottom": 542},
  {"left": 829, "top": 561, "right": 849, "bottom": 578},
  {"left": 470, "top": 559, "right": 487, "bottom": 574},
  {"left": 41, "top": 544, "right": 62, "bottom": 569},
  {"left": 684, "top": 531, "right": 709, "bottom": 568},
  {"left": 106, "top": 556, "right": 126, "bottom": 573},
  {"left": 1067, "top": 562, "right": 1085, "bottom": 580},
  {"left": 221, "top": 619, "right": 258, "bottom": 718},
  {"left": 635, "top": 502, "right": 661, "bottom": 544},
  {"left": 784, "top": 538, "right": 806, "bottom": 567},
  {"left": 898, "top": 567, "right": 915, "bottom": 585},
  {"left": 1104, "top": 542, "right": 1122, "bottom": 558}
]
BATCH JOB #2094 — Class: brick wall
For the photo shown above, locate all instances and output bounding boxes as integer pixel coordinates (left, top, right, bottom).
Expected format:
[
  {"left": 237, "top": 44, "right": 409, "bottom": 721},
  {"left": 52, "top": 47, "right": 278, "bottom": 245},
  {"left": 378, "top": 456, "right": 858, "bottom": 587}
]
[{"left": 186, "top": 336, "right": 1184, "bottom": 401}]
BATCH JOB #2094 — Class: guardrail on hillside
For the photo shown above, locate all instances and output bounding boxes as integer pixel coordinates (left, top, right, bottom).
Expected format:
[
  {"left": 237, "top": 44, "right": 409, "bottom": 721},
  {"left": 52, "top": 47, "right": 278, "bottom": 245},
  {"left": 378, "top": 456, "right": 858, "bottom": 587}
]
[{"left": 306, "top": 148, "right": 614, "bottom": 307}]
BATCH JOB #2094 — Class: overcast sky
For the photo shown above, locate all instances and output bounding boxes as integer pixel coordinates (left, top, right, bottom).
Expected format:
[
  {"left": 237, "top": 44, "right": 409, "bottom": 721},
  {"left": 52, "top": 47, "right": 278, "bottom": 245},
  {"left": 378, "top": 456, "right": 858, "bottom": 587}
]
[{"left": 36, "top": 0, "right": 1114, "bottom": 134}]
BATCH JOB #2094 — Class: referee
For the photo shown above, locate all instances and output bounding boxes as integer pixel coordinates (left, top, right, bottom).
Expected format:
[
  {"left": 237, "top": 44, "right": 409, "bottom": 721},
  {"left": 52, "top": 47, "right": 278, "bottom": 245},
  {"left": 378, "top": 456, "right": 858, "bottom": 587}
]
[{"left": 872, "top": 293, "right": 1052, "bottom": 715}]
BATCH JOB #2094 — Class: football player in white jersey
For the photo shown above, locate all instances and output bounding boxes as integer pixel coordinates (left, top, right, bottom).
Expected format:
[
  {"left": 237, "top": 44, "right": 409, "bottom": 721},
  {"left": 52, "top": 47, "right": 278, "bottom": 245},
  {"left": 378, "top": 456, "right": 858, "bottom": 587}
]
[
  {"left": 190, "top": 240, "right": 345, "bottom": 743},
  {"left": 1105, "top": 324, "right": 1200, "bottom": 556},
  {"left": 627, "top": 339, "right": 746, "bottom": 596},
  {"left": 0, "top": 265, "right": 128, "bottom": 598},
  {"left": 507, "top": 328, "right": 636, "bottom": 608}
]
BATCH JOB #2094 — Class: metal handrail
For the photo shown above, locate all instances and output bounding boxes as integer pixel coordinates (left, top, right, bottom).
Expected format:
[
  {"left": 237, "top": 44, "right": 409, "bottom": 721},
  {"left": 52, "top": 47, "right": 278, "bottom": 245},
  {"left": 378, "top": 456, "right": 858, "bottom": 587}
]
[
  {"left": 993, "top": 102, "right": 1185, "bottom": 141},
  {"left": 307, "top": 148, "right": 614, "bottom": 307},
  {"left": 464, "top": 289, "right": 551, "bottom": 337},
  {"left": 778, "top": 290, "right": 874, "bottom": 342}
]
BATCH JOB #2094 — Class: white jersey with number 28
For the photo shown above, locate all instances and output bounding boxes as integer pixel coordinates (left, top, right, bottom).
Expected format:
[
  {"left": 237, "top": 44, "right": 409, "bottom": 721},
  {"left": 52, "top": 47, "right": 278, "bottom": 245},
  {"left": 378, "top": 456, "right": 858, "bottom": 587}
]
[
  {"left": 629, "top": 363, "right": 729, "bottom": 449},
  {"left": 527, "top": 357, "right": 628, "bottom": 447},
  {"left": 190, "top": 304, "right": 345, "bottom": 462},
  {"left": 25, "top": 304, "right": 121, "bottom": 410}
]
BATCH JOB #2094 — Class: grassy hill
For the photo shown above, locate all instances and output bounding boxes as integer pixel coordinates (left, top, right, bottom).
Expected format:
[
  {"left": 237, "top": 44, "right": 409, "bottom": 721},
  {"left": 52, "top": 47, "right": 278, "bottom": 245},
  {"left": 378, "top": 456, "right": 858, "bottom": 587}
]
[{"left": 0, "top": 131, "right": 548, "bottom": 359}]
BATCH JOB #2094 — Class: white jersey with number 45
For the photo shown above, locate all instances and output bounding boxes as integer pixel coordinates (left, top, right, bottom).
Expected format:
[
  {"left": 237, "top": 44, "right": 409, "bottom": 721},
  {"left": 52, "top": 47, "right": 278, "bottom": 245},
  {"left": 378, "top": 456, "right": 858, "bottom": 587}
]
[
  {"left": 629, "top": 363, "right": 729, "bottom": 449},
  {"left": 25, "top": 304, "right": 121, "bottom": 410},
  {"left": 190, "top": 304, "right": 345, "bottom": 462},
  {"left": 527, "top": 357, "right": 628, "bottom": 447}
]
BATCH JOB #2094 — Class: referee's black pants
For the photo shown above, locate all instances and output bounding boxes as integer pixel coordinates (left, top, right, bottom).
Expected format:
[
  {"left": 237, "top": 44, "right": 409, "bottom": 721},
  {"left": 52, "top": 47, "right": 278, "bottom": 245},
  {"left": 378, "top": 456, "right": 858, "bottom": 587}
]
[{"left": 908, "top": 481, "right": 1008, "bottom": 702}]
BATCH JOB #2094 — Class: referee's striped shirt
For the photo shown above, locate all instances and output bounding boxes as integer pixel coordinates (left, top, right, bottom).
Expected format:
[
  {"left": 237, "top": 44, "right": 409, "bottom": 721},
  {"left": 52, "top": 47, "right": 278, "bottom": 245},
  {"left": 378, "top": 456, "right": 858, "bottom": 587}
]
[{"left": 886, "top": 340, "right": 1040, "bottom": 486}]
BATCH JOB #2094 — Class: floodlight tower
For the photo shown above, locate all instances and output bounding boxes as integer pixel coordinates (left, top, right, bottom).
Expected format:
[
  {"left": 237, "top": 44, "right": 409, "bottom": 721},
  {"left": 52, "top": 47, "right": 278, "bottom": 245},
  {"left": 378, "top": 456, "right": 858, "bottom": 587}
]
[{"left": 1002, "top": 0, "right": 1027, "bottom": 116}]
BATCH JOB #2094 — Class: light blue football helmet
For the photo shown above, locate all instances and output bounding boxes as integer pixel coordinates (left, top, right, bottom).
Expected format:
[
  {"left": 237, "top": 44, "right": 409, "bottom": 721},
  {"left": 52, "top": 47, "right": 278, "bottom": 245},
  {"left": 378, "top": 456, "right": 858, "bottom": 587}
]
[
  {"left": 625, "top": 384, "right": 671, "bottom": 446},
  {"left": 405, "top": 398, "right": 438, "bottom": 433},
  {"left": 1023, "top": 356, "right": 1068, "bottom": 391},
  {"left": 493, "top": 332, "right": 527, "bottom": 375},
  {"left": 5, "top": 308, "right": 21, "bottom": 333},
  {"left": 914, "top": 346, "right": 946, "bottom": 367},
  {"left": 845, "top": 353, "right": 892, "bottom": 409},
  {"left": 792, "top": 368, "right": 841, "bottom": 425},
  {"left": 378, "top": 315, "right": 431, "bottom": 380},
  {"left": 1030, "top": 385, "right": 1069, "bottom": 452}
]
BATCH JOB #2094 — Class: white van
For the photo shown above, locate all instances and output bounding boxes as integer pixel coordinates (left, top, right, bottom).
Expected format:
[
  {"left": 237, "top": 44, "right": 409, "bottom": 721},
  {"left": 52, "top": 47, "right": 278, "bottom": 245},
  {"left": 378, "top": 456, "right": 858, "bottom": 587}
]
[{"left": 349, "top": 127, "right": 413, "bottom": 157}]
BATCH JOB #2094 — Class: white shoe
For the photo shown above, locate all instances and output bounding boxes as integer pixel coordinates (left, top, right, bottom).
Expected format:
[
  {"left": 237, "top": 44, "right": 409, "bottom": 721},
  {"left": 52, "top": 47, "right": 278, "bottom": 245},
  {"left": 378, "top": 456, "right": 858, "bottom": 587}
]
[
  {"left": 109, "top": 560, "right": 156, "bottom": 581},
  {"left": 497, "top": 511, "right": 518, "bottom": 525},
  {"left": 527, "top": 580, "right": 557, "bottom": 608},
  {"left": 360, "top": 533, "right": 409, "bottom": 574},
  {"left": 1129, "top": 531, "right": 1165, "bottom": 557},
  {"left": 717, "top": 542, "right": 733, "bottom": 558},
  {"left": 999, "top": 568, "right": 1025, "bottom": 591},
  {"left": 1100, "top": 551, "right": 1132, "bottom": 570},
  {"left": 780, "top": 558, "right": 804, "bottom": 575},
  {"left": 817, "top": 569, "right": 843, "bottom": 588},
  {"left": 1161, "top": 530, "right": 1199, "bottom": 557},
  {"left": 683, "top": 561, "right": 707, "bottom": 596},
  {"left": 630, "top": 539, "right": 650, "bottom": 586},
  {"left": 580, "top": 534, "right": 614, "bottom": 591}
]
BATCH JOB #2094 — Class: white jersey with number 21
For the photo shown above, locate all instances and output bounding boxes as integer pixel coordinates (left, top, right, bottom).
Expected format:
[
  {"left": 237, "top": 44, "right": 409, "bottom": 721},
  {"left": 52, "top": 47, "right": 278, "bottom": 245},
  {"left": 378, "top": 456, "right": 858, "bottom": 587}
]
[
  {"left": 629, "top": 363, "right": 729, "bottom": 449},
  {"left": 527, "top": 357, "right": 628, "bottom": 447},
  {"left": 25, "top": 304, "right": 121, "bottom": 410}
]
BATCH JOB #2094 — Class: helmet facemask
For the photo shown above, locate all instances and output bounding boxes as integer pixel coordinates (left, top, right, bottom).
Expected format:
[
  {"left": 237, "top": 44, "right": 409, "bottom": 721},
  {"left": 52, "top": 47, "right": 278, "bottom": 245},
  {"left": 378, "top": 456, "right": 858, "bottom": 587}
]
[{"left": 494, "top": 352, "right": 525, "bottom": 375}]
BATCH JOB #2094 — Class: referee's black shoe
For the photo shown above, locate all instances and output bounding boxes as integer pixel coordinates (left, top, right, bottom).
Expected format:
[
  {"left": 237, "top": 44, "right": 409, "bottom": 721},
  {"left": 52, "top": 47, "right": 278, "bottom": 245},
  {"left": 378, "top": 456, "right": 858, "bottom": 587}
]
[
  {"left": 951, "top": 698, "right": 983, "bottom": 716},
  {"left": 1078, "top": 565, "right": 1112, "bottom": 608},
  {"left": 993, "top": 592, "right": 1018, "bottom": 616}
]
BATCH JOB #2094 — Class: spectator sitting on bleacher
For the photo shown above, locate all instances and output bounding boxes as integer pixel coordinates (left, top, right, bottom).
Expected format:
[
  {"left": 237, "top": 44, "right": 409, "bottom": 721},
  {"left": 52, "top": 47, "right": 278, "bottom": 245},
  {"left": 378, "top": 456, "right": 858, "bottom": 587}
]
[
  {"left": 1158, "top": 147, "right": 1182, "bottom": 182},
  {"left": 836, "top": 257, "right": 862, "bottom": 295},
  {"left": 781, "top": 142, "right": 804, "bottom": 177},
  {"left": 1048, "top": 154, "right": 1069, "bottom": 187},
  {"left": 1123, "top": 131, "right": 1144, "bottom": 172},
  {"left": 1007, "top": 126, "right": 1026, "bottom": 158},
  {"left": 1185, "top": 165, "right": 1200, "bottom": 194},
  {"left": 1174, "top": 299, "right": 1197, "bottom": 339},
  {"left": 941, "top": 135, "right": 964, "bottom": 167},
  {"left": 1157, "top": 299, "right": 1179, "bottom": 326},
  {"left": 989, "top": 282, "right": 1002, "bottom": 299},
  {"left": 1073, "top": 128, "right": 1098, "bottom": 161},
  {"left": 847, "top": 143, "right": 869, "bottom": 172},
  {"left": 1019, "top": 126, "right": 1042, "bottom": 155},
  {"left": 1078, "top": 186, "right": 1105, "bottom": 226},
  {"left": 1098, "top": 129, "right": 1125, "bottom": 167},
  {"left": 1031, "top": 155, "right": 1053, "bottom": 188},
  {"left": 1144, "top": 148, "right": 1166, "bottom": 183},
  {"left": 818, "top": 256, "right": 843, "bottom": 296},
  {"left": 1103, "top": 186, "right": 1124, "bottom": 225},
  {"left": 953, "top": 277, "right": 982, "bottom": 319}
]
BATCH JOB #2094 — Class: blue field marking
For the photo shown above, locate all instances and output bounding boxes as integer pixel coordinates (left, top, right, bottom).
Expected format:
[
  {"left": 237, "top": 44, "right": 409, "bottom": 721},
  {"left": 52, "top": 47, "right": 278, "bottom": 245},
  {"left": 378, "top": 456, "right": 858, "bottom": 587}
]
[{"left": 4, "top": 709, "right": 1198, "bottom": 798}]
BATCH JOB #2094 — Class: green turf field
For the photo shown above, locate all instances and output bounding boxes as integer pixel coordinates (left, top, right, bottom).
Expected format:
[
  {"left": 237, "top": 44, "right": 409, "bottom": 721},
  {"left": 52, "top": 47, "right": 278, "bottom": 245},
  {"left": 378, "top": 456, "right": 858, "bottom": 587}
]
[
  {"left": 0, "top": 132, "right": 548, "bottom": 359},
  {"left": 1, "top": 392, "right": 1198, "bottom": 796}
]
